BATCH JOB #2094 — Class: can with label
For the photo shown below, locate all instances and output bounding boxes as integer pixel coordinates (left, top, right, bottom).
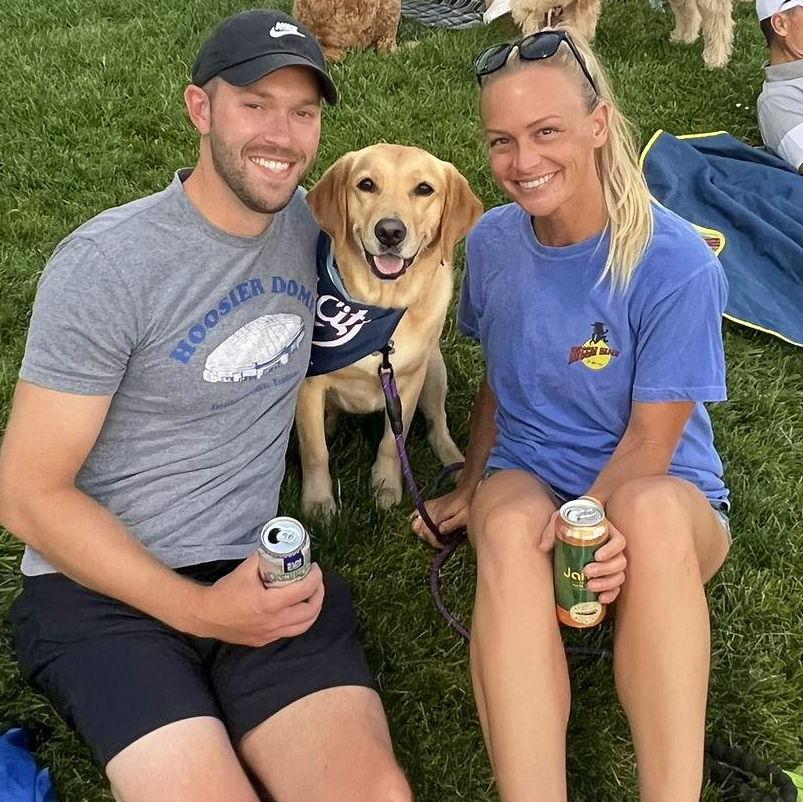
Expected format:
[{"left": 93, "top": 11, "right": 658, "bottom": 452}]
[
  {"left": 553, "top": 498, "right": 609, "bottom": 628},
  {"left": 257, "top": 516, "right": 311, "bottom": 587}
]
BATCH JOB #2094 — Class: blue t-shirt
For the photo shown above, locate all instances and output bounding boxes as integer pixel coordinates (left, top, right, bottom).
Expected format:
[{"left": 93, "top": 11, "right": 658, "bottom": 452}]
[{"left": 459, "top": 202, "right": 729, "bottom": 503}]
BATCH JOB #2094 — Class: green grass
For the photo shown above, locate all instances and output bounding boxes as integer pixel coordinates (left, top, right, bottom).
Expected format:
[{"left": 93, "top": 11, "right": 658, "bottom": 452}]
[{"left": 1, "top": 1, "right": 802, "bottom": 800}]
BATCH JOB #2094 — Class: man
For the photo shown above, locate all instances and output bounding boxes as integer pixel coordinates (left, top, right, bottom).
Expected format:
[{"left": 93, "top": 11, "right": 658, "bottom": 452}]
[
  {"left": 757, "top": 0, "right": 803, "bottom": 172},
  {"left": 0, "top": 9, "right": 413, "bottom": 802}
]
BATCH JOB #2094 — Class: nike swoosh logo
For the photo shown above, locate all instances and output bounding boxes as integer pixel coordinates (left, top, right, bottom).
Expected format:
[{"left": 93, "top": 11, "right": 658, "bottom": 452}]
[{"left": 270, "top": 28, "right": 304, "bottom": 38}]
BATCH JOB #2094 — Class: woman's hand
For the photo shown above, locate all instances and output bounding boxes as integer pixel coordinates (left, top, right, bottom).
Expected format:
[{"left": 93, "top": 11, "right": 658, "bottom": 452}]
[
  {"left": 538, "top": 510, "right": 627, "bottom": 605},
  {"left": 410, "top": 484, "right": 476, "bottom": 548}
]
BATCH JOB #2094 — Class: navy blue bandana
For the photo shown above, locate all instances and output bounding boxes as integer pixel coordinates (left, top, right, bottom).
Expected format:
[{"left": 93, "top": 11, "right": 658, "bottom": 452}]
[{"left": 307, "top": 233, "right": 406, "bottom": 376}]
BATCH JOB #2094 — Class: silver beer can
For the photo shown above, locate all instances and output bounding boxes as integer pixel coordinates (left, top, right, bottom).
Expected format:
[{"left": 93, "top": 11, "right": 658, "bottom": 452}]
[{"left": 257, "top": 516, "right": 311, "bottom": 587}]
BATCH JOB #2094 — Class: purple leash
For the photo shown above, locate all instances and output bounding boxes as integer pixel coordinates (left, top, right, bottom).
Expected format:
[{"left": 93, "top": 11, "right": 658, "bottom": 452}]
[
  {"left": 378, "top": 347, "right": 471, "bottom": 640},
  {"left": 378, "top": 345, "right": 608, "bottom": 658}
]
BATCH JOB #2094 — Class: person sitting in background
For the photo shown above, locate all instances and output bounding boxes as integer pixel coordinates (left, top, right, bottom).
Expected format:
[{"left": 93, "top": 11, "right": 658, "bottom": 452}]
[{"left": 757, "top": 0, "right": 803, "bottom": 172}]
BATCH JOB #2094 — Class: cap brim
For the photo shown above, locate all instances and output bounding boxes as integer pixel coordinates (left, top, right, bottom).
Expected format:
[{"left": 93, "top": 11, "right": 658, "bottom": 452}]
[
  {"left": 759, "top": 0, "right": 803, "bottom": 17},
  {"left": 218, "top": 53, "right": 338, "bottom": 105}
]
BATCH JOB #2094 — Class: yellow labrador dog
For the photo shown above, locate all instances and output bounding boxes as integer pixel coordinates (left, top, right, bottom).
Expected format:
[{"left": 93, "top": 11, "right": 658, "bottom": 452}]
[{"left": 297, "top": 144, "right": 482, "bottom": 513}]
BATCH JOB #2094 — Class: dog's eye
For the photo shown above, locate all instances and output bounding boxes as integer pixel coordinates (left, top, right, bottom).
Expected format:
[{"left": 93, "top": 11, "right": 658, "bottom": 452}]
[
  {"left": 414, "top": 182, "right": 435, "bottom": 197},
  {"left": 357, "top": 177, "right": 376, "bottom": 192}
]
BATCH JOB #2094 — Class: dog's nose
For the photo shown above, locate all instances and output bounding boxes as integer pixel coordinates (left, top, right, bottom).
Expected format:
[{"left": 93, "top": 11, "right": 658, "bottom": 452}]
[{"left": 374, "top": 218, "right": 407, "bottom": 248}]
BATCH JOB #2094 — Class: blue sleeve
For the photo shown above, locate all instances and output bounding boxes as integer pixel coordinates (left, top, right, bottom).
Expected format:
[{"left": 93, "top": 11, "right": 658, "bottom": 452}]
[
  {"left": 633, "top": 261, "right": 727, "bottom": 403},
  {"left": 457, "top": 234, "right": 482, "bottom": 342}
]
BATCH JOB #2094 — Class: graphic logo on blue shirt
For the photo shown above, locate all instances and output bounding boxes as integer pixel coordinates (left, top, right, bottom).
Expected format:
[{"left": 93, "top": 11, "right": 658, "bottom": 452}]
[{"left": 568, "top": 322, "right": 620, "bottom": 370}]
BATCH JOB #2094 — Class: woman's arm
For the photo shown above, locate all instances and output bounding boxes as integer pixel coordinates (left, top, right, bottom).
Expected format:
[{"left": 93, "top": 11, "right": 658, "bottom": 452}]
[
  {"left": 583, "top": 400, "right": 695, "bottom": 505},
  {"left": 411, "top": 372, "right": 497, "bottom": 546},
  {"left": 455, "top": 373, "right": 498, "bottom": 491}
]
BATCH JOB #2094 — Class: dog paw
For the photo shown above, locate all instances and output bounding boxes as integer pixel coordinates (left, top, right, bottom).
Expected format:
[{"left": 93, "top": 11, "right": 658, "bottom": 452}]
[
  {"left": 302, "top": 494, "right": 337, "bottom": 518},
  {"left": 670, "top": 26, "right": 699, "bottom": 44},
  {"left": 376, "top": 39, "right": 398, "bottom": 54},
  {"left": 703, "top": 48, "right": 730, "bottom": 69},
  {"left": 374, "top": 485, "right": 402, "bottom": 510},
  {"left": 372, "top": 472, "right": 402, "bottom": 509},
  {"left": 323, "top": 46, "right": 347, "bottom": 62}
]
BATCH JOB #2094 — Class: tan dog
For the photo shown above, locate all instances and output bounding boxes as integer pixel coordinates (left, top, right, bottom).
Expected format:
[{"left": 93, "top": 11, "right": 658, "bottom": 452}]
[
  {"left": 293, "top": 0, "right": 402, "bottom": 62},
  {"left": 297, "top": 144, "right": 482, "bottom": 514},
  {"left": 511, "top": 0, "right": 733, "bottom": 69}
]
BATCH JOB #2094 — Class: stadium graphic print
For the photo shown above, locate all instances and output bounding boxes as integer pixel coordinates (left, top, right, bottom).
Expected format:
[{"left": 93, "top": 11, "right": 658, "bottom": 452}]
[{"left": 203, "top": 313, "right": 306, "bottom": 383}]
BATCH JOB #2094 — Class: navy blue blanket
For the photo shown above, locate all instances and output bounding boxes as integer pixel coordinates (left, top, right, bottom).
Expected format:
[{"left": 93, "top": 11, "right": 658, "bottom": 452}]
[{"left": 641, "top": 130, "right": 803, "bottom": 347}]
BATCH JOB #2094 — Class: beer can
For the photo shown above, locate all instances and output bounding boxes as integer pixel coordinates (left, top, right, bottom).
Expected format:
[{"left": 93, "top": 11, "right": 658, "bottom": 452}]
[
  {"left": 257, "top": 516, "right": 311, "bottom": 587},
  {"left": 553, "top": 498, "right": 609, "bottom": 628}
]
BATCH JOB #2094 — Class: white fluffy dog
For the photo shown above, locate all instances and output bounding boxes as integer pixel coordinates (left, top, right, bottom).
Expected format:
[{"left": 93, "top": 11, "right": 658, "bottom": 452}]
[{"left": 509, "top": 0, "right": 734, "bottom": 69}]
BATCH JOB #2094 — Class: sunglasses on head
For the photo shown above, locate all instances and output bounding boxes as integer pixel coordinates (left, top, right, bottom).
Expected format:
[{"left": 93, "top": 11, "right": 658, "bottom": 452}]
[{"left": 474, "top": 30, "right": 599, "bottom": 98}]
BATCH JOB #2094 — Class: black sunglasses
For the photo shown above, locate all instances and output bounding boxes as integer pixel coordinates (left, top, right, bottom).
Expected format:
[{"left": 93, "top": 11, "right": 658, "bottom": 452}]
[{"left": 474, "top": 30, "right": 599, "bottom": 98}]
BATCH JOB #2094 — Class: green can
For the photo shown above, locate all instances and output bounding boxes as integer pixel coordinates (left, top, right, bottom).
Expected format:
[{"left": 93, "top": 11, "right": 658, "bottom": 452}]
[{"left": 553, "top": 498, "right": 609, "bottom": 628}]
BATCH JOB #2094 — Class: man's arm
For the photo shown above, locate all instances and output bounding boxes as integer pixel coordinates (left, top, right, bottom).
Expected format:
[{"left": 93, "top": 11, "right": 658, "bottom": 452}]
[
  {"left": 583, "top": 400, "right": 694, "bottom": 505},
  {"left": 0, "top": 380, "right": 324, "bottom": 646}
]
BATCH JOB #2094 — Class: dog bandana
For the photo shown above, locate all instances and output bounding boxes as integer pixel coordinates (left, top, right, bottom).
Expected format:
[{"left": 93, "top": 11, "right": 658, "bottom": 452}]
[{"left": 307, "top": 233, "right": 406, "bottom": 376}]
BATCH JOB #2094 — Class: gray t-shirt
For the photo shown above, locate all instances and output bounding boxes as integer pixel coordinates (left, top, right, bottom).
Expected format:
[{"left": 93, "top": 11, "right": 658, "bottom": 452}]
[
  {"left": 758, "top": 59, "right": 803, "bottom": 171},
  {"left": 19, "top": 170, "right": 318, "bottom": 576}
]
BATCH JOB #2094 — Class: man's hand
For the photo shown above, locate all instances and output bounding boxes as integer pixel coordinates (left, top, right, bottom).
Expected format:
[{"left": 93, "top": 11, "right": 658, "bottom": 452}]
[
  {"left": 538, "top": 511, "right": 627, "bottom": 605},
  {"left": 187, "top": 555, "right": 325, "bottom": 646}
]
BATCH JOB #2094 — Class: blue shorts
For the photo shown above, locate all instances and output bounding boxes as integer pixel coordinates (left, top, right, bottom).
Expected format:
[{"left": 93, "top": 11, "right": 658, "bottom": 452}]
[{"left": 482, "top": 466, "right": 731, "bottom": 543}]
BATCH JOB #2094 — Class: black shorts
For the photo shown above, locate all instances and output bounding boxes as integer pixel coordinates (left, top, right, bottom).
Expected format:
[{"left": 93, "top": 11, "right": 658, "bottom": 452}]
[{"left": 9, "top": 561, "right": 375, "bottom": 767}]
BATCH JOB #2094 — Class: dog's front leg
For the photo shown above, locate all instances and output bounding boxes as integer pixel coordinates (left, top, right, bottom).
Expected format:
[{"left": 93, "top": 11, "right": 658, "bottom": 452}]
[
  {"left": 667, "top": 0, "right": 702, "bottom": 44},
  {"left": 372, "top": 367, "right": 427, "bottom": 510},
  {"left": 697, "top": 0, "right": 733, "bottom": 69},
  {"left": 296, "top": 378, "right": 336, "bottom": 516}
]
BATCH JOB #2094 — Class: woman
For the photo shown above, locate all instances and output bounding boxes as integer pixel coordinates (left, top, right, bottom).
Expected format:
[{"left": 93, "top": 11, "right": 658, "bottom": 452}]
[{"left": 412, "top": 30, "right": 731, "bottom": 802}]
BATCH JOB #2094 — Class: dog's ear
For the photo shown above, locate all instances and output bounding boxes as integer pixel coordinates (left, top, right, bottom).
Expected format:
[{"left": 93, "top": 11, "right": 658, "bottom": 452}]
[
  {"left": 306, "top": 153, "right": 353, "bottom": 245},
  {"left": 435, "top": 164, "right": 483, "bottom": 265}
]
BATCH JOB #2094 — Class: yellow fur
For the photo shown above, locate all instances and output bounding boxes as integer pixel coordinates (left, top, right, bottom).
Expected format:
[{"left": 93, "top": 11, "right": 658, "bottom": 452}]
[{"left": 510, "top": 0, "right": 733, "bottom": 68}]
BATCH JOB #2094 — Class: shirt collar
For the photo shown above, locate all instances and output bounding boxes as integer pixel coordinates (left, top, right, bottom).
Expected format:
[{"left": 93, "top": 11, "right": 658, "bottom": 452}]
[{"left": 764, "top": 57, "right": 803, "bottom": 82}]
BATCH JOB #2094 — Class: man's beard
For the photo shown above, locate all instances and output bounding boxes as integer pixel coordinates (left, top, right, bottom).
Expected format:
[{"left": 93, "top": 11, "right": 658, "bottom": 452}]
[{"left": 209, "top": 132, "right": 306, "bottom": 215}]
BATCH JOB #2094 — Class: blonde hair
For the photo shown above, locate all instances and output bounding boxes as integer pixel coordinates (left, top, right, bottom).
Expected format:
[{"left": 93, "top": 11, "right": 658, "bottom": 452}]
[{"left": 480, "top": 29, "right": 653, "bottom": 291}]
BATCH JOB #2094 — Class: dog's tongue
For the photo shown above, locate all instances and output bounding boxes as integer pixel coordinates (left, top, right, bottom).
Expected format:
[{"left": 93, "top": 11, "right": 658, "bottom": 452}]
[{"left": 374, "top": 254, "right": 404, "bottom": 276}]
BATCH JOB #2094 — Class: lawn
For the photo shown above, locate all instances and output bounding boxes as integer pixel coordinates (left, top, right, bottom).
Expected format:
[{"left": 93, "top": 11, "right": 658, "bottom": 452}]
[{"left": 1, "top": 1, "right": 801, "bottom": 800}]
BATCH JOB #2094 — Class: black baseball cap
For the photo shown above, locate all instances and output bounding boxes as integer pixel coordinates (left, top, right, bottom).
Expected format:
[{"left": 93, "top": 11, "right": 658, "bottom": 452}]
[{"left": 192, "top": 9, "right": 338, "bottom": 105}]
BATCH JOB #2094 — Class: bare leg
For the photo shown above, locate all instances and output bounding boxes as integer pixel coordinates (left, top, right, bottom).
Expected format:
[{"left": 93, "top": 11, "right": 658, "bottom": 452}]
[
  {"left": 469, "top": 469, "right": 569, "bottom": 802},
  {"left": 667, "top": 0, "right": 702, "bottom": 43},
  {"left": 107, "top": 717, "right": 260, "bottom": 802},
  {"left": 607, "top": 477, "right": 730, "bottom": 802},
  {"left": 417, "top": 348, "right": 464, "bottom": 468},
  {"left": 240, "top": 686, "right": 412, "bottom": 802}
]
